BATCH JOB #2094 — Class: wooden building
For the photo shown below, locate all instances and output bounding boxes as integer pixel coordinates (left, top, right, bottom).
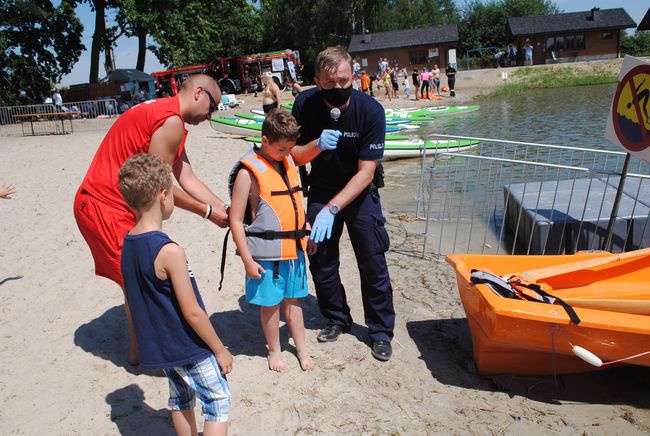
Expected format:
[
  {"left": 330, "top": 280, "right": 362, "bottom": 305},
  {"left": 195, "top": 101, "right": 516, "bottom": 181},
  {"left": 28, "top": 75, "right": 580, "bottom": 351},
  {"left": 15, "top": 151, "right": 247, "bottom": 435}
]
[
  {"left": 638, "top": 7, "right": 650, "bottom": 31},
  {"left": 348, "top": 25, "right": 458, "bottom": 74},
  {"left": 508, "top": 8, "right": 636, "bottom": 66}
]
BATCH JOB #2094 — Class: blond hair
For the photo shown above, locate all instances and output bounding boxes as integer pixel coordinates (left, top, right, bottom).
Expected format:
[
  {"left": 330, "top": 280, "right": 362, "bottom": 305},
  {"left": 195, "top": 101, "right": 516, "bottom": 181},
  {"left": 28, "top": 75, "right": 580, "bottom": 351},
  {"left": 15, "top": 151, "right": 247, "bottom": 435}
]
[
  {"left": 119, "top": 153, "right": 173, "bottom": 211},
  {"left": 314, "top": 47, "right": 353, "bottom": 77},
  {"left": 261, "top": 110, "right": 300, "bottom": 143}
]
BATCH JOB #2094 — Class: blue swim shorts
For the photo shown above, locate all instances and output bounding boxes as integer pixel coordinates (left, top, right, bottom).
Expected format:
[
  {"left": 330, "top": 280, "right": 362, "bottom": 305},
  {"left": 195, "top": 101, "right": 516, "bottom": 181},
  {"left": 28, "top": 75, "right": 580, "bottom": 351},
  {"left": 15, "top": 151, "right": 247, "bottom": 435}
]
[
  {"left": 163, "top": 354, "right": 232, "bottom": 423},
  {"left": 245, "top": 252, "right": 308, "bottom": 306}
]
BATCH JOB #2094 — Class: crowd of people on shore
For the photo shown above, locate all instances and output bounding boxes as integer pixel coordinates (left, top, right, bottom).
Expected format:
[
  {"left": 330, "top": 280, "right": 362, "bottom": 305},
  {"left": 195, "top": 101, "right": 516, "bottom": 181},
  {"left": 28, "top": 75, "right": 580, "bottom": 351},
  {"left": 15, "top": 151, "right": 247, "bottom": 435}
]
[
  {"left": 349, "top": 58, "right": 458, "bottom": 101},
  {"left": 494, "top": 39, "right": 534, "bottom": 68}
]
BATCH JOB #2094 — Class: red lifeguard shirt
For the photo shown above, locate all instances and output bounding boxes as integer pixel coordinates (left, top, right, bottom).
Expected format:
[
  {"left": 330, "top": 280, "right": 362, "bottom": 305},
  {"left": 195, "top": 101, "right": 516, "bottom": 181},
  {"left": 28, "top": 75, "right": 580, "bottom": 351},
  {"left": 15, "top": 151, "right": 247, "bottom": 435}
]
[{"left": 79, "top": 96, "right": 187, "bottom": 213}]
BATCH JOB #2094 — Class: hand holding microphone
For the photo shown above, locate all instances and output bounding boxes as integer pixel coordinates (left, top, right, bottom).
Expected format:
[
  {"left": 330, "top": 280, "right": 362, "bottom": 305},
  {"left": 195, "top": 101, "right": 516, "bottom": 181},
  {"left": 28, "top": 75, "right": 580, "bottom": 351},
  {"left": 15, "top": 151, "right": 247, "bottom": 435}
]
[
  {"left": 316, "top": 129, "right": 341, "bottom": 151},
  {"left": 319, "top": 107, "right": 342, "bottom": 159}
]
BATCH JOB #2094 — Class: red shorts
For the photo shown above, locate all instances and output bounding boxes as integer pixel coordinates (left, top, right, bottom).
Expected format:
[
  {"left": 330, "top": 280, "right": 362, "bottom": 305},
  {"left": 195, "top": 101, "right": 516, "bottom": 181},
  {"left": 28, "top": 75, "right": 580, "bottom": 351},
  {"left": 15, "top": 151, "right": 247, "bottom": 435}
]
[{"left": 74, "top": 188, "right": 135, "bottom": 287}]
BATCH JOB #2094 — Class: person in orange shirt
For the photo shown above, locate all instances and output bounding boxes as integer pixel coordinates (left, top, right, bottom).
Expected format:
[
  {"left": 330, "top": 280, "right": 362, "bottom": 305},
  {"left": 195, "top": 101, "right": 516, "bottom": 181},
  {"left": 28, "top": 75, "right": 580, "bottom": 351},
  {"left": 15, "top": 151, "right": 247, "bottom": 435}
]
[
  {"left": 73, "top": 74, "right": 229, "bottom": 365},
  {"left": 360, "top": 71, "right": 371, "bottom": 95}
]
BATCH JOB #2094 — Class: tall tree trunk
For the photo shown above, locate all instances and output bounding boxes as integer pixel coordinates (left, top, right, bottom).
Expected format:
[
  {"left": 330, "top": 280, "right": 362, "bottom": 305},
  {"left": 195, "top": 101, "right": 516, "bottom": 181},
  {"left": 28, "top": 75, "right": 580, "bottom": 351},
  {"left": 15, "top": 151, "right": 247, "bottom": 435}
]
[
  {"left": 136, "top": 25, "right": 146, "bottom": 71},
  {"left": 89, "top": 0, "right": 106, "bottom": 83},
  {"left": 104, "top": 35, "right": 114, "bottom": 73}
]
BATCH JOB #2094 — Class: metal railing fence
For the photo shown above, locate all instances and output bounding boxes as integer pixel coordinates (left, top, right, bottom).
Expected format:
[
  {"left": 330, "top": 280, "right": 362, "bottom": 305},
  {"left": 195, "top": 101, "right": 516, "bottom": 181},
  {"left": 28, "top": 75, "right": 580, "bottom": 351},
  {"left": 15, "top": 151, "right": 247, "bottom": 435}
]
[
  {"left": 0, "top": 99, "right": 119, "bottom": 136},
  {"left": 412, "top": 134, "right": 650, "bottom": 259}
]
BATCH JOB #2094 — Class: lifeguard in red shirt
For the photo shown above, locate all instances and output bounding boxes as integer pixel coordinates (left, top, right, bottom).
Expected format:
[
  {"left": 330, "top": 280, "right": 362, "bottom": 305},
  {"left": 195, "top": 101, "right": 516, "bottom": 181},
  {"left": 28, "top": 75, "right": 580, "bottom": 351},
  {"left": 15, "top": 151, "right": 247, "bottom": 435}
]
[{"left": 73, "top": 74, "right": 228, "bottom": 365}]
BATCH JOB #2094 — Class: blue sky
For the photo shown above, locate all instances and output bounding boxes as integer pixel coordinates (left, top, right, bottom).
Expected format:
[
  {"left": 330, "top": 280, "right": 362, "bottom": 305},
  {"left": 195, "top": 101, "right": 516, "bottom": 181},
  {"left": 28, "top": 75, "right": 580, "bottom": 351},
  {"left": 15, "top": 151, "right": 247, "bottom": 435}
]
[
  {"left": 59, "top": 2, "right": 165, "bottom": 86},
  {"left": 58, "top": 0, "right": 647, "bottom": 87}
]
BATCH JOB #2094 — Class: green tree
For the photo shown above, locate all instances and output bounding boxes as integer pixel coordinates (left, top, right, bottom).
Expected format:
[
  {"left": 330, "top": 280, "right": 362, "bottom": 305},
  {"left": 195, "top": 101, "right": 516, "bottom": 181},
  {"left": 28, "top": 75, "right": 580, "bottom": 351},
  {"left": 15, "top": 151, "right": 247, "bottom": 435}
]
[
  {"left": 261, "top": 0, "right": 362, "bottom": 81},
  {"left": 0, "top": 0, "right": 84, "bottom": 105},
  {"left": 260, "top": 0, "right": 459, "bottom": 82},
  {"left": 116, "top": 0, "right": 156, "bottom": 71},
  {"left": 621, "top": 31, "right": 650, "bottom": 57},
  {"left": 366, "top": 0, "right": 459, "bottom": 32},
  {"left": 459, "top": 0, "right": 560, "bottom": 53},
  {"left": 147, "top": 0, "right": 262, "bottom": 67},
  {"left": 68, "top": 0, "right": 121, "bottom": 83}
]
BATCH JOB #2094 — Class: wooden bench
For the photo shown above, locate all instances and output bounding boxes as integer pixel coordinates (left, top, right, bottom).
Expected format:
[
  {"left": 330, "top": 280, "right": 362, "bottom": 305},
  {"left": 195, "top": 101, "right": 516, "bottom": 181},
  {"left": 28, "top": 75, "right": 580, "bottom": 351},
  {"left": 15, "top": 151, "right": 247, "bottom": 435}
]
[{"left": 13, "top": 112, "right": 75, "bottom": 136}]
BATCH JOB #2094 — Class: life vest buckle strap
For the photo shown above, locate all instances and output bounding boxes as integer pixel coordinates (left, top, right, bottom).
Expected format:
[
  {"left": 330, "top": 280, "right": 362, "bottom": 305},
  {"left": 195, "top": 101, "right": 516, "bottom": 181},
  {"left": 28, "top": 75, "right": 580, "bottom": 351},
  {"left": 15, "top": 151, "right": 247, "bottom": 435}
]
[
  {"left": 245, "top": 228, "right": 311, "bottom": 240},
  {"left": 270, "top": 185, "right": 302, "bottom": 196}
]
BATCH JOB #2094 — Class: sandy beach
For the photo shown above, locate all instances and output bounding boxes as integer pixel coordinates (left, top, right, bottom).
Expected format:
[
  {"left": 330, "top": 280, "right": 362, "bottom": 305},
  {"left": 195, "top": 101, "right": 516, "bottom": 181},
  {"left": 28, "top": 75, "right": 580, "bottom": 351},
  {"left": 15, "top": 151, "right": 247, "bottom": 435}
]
[{"left": 2, "top": 65, "right": 650, "bottom": 435}]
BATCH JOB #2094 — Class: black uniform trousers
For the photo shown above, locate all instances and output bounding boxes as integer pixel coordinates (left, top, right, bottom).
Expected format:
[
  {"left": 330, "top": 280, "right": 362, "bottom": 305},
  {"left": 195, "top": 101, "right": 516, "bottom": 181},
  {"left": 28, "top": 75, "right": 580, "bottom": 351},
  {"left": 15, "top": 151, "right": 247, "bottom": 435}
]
[{"left": 307, "top": 188, "right": 395, "bottom": 342}]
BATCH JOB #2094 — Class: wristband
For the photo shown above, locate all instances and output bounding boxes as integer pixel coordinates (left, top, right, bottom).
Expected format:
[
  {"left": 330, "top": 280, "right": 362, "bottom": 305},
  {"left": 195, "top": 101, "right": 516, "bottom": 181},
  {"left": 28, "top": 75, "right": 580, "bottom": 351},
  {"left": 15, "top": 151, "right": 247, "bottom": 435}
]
[{"left": 204, "top": 204, "right": 212, "bottom": 220}]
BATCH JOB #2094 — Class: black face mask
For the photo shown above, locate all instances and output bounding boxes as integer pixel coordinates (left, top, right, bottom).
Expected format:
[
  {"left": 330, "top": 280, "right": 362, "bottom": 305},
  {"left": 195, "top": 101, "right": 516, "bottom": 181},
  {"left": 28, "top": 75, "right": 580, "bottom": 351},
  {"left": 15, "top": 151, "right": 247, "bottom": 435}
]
[{"left": 321, "top": 85, "right": 352, "bottom": 107}]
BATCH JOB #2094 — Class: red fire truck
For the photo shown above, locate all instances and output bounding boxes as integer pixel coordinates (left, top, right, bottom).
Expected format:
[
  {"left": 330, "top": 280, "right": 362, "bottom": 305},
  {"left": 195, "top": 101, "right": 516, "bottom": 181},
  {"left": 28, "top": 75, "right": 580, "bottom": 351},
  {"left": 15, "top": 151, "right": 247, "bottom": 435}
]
[{"left": 152, "top": 49, "right": 302, "bottom": 96}]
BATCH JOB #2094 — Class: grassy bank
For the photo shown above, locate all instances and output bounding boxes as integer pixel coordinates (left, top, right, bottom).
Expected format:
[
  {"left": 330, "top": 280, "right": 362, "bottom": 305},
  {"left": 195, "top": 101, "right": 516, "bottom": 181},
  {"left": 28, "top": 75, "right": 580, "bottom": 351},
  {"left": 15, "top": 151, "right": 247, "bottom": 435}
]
[{"left": 484, "top": 64, "right": 618, "bottom": 98}]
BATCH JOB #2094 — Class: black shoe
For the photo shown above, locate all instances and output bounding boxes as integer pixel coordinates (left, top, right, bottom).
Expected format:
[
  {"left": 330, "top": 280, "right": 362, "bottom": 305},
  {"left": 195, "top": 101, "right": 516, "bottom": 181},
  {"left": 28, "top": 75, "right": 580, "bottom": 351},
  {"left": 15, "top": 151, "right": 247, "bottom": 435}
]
[
  {"left": 317, "top": 324, "right": 350, "bottom": 342},
  {"left": 371, "top": 340, "right": 392, "bottom": 361}
]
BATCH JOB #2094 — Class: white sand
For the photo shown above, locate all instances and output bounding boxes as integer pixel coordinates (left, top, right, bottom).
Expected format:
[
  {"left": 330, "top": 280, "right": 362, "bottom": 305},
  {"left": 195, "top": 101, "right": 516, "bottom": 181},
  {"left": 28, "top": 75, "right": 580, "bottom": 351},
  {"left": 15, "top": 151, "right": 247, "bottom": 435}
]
[{"left": 1, "top": 72, "right": 649, "bottom": 434}]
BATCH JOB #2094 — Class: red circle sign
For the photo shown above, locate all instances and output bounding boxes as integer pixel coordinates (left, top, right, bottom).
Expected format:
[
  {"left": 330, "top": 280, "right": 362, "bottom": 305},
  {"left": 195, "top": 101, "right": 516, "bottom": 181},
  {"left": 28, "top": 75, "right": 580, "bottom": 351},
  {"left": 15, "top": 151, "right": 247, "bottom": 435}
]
[{"left": 611, "top": 64, "right": 650, "bottom": 152}]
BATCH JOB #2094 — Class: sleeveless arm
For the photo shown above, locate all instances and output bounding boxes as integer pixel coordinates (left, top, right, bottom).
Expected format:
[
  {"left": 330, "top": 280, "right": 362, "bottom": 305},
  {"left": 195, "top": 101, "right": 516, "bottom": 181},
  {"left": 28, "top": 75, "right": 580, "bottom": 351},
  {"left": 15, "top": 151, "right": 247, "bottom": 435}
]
[
  {"left": 229, "top": 168, "right": 265, "bottom": 279},
  {"left": 272, "top": 83, "right": 282, "bottom": 108},
  {"left": 149, "top": 116, "right": 228, "bottom": 227},
  {"left": 158, "top": 244, "right": 233, "bottom": 374},
  {"left": 148, "top": 115, "right": 185, "bottom": 165}
]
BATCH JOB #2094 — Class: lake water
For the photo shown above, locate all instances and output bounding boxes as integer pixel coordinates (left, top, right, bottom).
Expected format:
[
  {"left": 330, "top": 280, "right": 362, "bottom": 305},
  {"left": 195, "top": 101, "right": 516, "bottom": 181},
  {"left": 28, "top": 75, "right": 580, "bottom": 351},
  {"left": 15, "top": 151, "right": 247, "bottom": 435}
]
[
  {"left": 379, "top": 83, "right": 650, "bottom": 255},
  {"left": 382, "top": 83, "right": 635, "bottom": 215},
  {"left": 424, "top": 83, "right": 618, "bottom": 150}
]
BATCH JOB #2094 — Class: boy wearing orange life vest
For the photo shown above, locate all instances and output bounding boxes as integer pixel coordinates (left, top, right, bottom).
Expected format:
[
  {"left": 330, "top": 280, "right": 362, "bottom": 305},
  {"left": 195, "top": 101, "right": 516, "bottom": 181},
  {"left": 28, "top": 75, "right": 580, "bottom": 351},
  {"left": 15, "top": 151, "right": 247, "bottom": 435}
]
[{"left": 229, "top": 111, "right": 316, "bottom": 372}]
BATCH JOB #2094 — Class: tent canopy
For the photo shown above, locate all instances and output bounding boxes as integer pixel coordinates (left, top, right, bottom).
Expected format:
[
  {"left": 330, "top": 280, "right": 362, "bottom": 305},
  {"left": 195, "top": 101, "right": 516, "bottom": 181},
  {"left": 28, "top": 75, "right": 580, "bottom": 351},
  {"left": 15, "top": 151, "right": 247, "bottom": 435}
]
[{"left": 106, "top": 69, "right": 155, "bottom": 83}]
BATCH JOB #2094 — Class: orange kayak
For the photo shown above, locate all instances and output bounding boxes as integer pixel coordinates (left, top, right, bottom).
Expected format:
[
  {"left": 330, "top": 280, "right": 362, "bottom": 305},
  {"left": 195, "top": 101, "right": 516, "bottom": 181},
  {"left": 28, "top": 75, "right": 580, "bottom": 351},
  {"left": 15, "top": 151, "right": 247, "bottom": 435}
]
[{"left": 446, "top": 250, "right": 650, "bottom": 375}]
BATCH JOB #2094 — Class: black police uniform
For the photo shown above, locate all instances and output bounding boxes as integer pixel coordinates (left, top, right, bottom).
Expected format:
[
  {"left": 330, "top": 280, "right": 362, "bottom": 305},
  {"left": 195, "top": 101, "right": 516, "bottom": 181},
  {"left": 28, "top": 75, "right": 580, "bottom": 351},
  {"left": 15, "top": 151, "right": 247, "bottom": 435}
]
[{"left": 292, "top": 87, "right": 395, "bottom": 342}]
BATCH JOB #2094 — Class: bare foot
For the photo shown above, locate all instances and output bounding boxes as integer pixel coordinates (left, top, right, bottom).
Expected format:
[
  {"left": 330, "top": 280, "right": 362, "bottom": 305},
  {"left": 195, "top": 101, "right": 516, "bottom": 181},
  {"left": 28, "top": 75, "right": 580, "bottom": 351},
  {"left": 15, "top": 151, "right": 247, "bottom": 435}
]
[
  {"left": 297, "top": 350, "right": 315, "bottom": 371},
  {"left": 267, "top": 350, "right": 286, "bottom": 372}
]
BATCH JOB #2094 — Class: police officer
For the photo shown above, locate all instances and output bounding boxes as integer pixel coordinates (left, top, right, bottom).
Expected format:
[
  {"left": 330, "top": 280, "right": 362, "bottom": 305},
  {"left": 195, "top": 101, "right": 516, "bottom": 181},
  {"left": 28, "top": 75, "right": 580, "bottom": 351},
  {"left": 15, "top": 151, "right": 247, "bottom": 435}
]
[{"left": 290, "top": 47, "right": 395, "bottom": 361}]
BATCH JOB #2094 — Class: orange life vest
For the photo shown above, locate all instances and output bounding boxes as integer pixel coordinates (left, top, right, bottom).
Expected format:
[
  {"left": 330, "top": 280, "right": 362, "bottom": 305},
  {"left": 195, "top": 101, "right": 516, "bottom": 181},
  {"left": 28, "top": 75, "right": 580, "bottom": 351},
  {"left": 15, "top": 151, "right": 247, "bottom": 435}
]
[{"left": 234, "top": 150, "right": 307, "bottom": 261}]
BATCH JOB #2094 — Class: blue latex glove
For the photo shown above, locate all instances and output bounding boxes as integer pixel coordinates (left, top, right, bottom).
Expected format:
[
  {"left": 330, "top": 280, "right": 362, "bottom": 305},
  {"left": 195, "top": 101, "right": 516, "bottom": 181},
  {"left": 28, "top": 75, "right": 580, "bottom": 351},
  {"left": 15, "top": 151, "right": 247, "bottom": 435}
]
[
  {"left": 310, "top": 207, "right": 335, "bottom": 243},
  {"left": 316, "top": 129, "right": 342, "bottom": 151}
]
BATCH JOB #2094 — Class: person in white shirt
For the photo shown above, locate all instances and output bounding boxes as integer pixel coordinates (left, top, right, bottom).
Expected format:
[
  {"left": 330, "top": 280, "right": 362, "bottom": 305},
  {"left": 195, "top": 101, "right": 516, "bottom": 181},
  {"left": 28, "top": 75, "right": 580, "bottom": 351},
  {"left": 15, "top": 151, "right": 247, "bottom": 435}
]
[{"left": 52, "top": 88, "right": 63, "bottom": 111}]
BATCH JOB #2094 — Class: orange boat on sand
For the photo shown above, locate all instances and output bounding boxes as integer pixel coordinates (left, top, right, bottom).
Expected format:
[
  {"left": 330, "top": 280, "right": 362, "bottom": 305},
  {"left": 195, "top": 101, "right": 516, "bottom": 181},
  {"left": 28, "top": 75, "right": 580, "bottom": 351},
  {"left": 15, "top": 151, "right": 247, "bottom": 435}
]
[{"left": 446, "top": 249, "right": 650, "bottom": 375}]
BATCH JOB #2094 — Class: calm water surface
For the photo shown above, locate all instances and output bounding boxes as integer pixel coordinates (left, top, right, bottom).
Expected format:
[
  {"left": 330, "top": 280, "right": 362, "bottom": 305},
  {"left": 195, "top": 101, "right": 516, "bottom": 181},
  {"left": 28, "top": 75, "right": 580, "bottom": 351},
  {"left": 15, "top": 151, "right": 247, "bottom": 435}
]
[
  {"left": 427, "top": 83, "right": 618, "bottom": 150},
  {"left": 382, "top": 83, "right": 627, "bottom": 214}
]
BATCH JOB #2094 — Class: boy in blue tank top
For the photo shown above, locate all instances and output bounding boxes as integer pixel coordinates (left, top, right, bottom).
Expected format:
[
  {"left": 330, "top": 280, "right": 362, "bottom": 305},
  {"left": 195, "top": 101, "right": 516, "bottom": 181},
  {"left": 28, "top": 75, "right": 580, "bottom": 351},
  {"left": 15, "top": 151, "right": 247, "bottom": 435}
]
[
  {"left": 119, "top": 154, "right": 233, "bottom": 436},
  {"left": 229, "top": 111, "right": 316, "bottom": 372}
]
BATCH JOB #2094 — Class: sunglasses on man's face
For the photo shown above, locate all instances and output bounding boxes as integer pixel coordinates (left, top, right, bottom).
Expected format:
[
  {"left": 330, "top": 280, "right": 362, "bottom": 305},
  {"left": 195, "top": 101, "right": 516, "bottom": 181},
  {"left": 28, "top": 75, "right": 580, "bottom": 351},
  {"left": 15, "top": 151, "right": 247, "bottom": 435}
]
[{"left": 203, "top": 88, "right": 218, "bottom": 113}]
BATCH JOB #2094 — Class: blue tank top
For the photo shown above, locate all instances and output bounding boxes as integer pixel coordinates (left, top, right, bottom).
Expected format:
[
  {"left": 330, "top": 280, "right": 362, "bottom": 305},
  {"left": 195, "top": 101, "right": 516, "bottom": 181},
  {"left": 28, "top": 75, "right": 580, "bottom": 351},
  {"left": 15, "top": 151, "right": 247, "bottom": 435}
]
[{"left": 121, "top": 231, "right": 212, "bottom": 369}]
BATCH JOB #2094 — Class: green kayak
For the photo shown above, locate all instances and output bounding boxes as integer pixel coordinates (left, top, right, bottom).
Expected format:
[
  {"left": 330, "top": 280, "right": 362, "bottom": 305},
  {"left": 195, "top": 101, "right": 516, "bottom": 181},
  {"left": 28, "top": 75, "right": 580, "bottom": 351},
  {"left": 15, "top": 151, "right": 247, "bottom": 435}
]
[
  {"left": 281, "top": 102, "right": 479, "bottom": 120},
  {"left": 243, "top": 136, "right": 480, "bottom": 160},
  {"left": 211, "top": 116, "right": 407, "bottom": 135}
]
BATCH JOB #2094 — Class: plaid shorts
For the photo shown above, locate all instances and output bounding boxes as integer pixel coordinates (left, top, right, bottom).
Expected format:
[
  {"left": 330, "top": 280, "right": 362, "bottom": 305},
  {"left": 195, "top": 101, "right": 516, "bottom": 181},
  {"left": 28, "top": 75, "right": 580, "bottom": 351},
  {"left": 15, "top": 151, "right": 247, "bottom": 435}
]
[{"left": 163, "top": 354, "right": 232, "bottom": 422}]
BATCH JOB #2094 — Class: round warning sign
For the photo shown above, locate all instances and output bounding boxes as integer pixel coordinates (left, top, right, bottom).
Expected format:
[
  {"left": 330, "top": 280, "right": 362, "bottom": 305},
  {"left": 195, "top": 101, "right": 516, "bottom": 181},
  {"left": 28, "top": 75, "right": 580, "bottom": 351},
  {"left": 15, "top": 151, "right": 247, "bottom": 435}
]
[{"left": 611, "top": 64, "right": 650, "bottom": 152}]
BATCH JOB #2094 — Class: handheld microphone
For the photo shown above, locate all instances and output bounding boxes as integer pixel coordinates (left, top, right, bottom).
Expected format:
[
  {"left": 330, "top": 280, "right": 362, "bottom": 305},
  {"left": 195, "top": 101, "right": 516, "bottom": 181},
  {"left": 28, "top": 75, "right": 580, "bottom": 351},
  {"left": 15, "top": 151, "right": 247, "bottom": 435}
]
[
  {"left": 324, "top": 107, "right": 341, "bottom": 160},
  {"left": 330, "top": 107, "right": 341, "bottom": 125}
]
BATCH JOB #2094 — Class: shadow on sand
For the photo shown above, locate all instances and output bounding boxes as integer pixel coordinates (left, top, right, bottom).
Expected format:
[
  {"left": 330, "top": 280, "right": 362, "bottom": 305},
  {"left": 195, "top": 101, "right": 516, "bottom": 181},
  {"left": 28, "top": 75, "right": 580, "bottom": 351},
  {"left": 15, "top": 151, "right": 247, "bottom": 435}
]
[
  {"left": 106, "top": 384, "right": 174, "bottom": 436},
  {"left": 75, "top": 294, "right": 326, "bottom": 371},
  {"left": 407, "top": 318, "right": 650, "bottom": 407},
  {"left": 74, "top": 305, "right": 163, "bottom": 377},
  {"left": 208, "top": 293, "right": 356, "bottom": 357}
]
